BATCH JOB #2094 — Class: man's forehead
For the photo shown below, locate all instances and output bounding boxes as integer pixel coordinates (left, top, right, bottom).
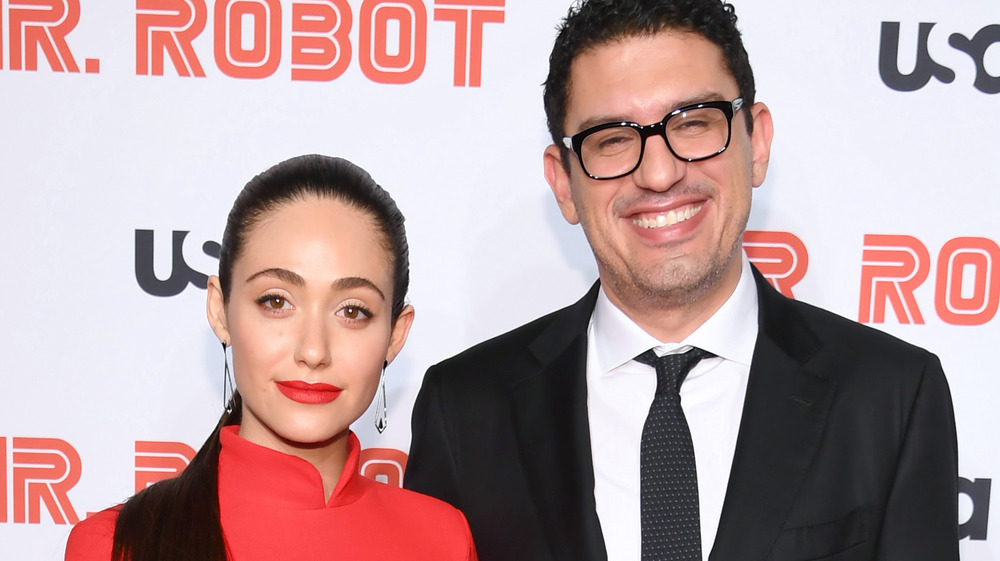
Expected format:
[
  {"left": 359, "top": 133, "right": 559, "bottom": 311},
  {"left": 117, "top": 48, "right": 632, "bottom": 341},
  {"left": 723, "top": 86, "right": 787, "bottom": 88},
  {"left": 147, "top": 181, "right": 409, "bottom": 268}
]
[{"left": 564, "top": 31, "right": 736, "bottom": 124}]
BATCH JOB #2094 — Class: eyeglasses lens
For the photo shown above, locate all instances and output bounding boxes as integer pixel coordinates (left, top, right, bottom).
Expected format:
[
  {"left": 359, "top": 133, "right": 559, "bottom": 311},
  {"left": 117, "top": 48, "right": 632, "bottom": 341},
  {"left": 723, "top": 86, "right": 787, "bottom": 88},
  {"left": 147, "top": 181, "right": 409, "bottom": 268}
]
[{"left": 579, "top": 106, "right": 731, "bottom": 179}]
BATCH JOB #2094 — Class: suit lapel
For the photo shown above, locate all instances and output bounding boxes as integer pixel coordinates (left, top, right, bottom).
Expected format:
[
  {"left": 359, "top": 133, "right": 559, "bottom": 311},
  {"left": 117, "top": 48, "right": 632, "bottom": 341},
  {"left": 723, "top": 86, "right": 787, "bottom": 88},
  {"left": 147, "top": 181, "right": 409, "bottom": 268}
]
[
  {"left": 504, "top": 272, "right": 836, "bottom": 560},
  {"left": 509, "top": 283, "right": 608, "bottom": 561},
  {"left": 709, "top": 269, "right": 835, "bottom": 561}
]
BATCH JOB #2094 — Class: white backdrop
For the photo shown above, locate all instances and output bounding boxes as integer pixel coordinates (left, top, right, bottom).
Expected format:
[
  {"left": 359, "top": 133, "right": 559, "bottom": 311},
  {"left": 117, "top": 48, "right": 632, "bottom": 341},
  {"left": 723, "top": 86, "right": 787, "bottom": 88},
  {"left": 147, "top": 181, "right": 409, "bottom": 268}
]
[{"left": 0, "top": 1, "right": 996, "bottom": 559}]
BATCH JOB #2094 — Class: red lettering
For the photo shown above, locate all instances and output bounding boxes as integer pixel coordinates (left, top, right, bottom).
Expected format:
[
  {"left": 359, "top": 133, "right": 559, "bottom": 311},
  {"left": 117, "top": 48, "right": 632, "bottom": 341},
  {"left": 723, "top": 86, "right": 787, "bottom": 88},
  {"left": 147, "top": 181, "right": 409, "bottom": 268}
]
[
  {"left": 214, "top": 0, "right": 282, "bottom": 79},
  {"left": 8, "top": 0, "right": 80, "bottom": 72},
  {"left": 743, "top": 230, "right": 809, "bottom": 299},
  {"left": 290, "top": 0, "right": 352, "bottom": 81},
  {"left": 359, "top": 0, "right": 426, "bottom": 84},
  {"left": 935, "top": 237, "right": 1000, "bottom": 326},
  {"left": 136, "top": 0, "right": 208, "bottom": 77},
  {"left": 359, "top": 447, "right": 408, "bottom": 487},
  {"left": 11, "top": 438, "right": 81, "bottom": 525},
  {"left": 859, "top": 234, "right": 930, "bottom": 324},
  {"left": 1, "top": 438, "right": 7, "bottom": 523},
  {"left": 134, "top": 441, "right": 196, "bottom": 492},
  {"left": 128, "top": 0, "right": 501, "bottom": 85},
  {"left": 434, "top": 0, "right": 504, "bottom": 87}
]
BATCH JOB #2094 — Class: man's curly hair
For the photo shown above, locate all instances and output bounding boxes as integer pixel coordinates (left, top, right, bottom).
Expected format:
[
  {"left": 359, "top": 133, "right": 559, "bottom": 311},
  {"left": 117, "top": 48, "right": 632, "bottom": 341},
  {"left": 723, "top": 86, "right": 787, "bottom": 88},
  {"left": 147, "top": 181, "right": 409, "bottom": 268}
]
[{"left": 543, "top": 0, "right": 756, "bottom": 169}]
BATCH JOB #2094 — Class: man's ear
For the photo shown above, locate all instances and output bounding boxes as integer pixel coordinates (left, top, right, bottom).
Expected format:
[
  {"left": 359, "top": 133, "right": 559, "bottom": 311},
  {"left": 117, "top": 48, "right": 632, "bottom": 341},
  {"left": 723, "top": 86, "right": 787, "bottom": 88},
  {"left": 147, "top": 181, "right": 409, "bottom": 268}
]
[
  {"left": 748, "top": 102, "right": 774, "bottom": 187},
  {"left": 544, "top": 144, "right": 581, "bottom": 225},
  {"left": 206, "top": 275, "right": 231, "bottom": 344}
]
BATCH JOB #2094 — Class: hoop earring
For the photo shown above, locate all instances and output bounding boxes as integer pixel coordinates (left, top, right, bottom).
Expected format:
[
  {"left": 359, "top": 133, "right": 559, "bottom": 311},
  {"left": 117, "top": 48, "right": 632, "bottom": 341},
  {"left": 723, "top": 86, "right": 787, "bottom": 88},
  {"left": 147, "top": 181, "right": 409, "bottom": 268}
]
[
  {"left": 222, "top": 341, "right": 235, "bottom": 413},
  {"left": 374, "top": 360, "right": 388, "bottom": 434}
]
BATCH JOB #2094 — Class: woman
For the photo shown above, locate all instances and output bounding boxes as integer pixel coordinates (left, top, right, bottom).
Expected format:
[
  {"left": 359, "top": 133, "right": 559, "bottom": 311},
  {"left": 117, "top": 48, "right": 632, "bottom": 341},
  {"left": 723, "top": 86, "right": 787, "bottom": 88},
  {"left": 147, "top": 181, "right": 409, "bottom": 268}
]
[{"left": 65, "top": 155, "right": 477, "bottom": 561}]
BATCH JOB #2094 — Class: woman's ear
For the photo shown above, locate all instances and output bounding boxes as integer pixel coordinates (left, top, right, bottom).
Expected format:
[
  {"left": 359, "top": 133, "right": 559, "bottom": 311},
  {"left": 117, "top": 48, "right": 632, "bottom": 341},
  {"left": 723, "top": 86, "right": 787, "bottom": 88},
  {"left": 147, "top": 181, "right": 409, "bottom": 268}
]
[
  {"left": 206, "top": 275, "right": 231, "bottom": 344},
  {"left": 385, "top": 305, "right": 415, "bottom": 365}
]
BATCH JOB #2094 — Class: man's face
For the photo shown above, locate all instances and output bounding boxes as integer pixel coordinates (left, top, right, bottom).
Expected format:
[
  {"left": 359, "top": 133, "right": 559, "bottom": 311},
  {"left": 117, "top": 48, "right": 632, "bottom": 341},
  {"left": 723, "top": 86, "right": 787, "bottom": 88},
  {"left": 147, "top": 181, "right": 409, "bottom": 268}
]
[{"left": 544, "top": 30, "right": 772, "bottom": 322}]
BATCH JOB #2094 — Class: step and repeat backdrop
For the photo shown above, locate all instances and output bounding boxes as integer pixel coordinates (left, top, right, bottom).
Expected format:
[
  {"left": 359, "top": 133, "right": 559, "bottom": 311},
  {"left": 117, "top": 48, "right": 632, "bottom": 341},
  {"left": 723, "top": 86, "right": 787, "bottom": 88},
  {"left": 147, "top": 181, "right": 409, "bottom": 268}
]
[{"left": 0, "top": 1, "right": 996, "bottom": 559}]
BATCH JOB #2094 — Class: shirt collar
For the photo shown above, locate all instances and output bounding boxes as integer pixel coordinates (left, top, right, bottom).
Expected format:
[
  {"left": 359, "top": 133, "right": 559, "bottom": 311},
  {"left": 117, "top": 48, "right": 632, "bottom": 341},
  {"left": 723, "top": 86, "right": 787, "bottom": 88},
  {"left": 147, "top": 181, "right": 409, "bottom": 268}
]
[
  {"left": 591, "top": 255, "right": 759, "bottom": 374},
  {"left": 219, "top": 425, "right": 368, "bottom": 509}
]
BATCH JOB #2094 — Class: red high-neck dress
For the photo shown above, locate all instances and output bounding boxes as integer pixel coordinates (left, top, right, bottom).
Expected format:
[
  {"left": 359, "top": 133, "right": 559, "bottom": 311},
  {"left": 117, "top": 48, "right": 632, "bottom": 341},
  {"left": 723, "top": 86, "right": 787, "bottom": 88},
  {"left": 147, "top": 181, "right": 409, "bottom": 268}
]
[{"left": 65, "top": 426, "right": 477, "bottom": 560}]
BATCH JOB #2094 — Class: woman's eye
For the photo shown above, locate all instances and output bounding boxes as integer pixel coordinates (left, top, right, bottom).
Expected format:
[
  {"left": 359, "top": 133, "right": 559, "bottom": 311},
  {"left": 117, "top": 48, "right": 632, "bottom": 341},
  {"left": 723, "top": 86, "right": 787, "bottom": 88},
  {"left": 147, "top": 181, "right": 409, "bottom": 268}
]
[
  {"left": 258, "top": 295, "right": 290, "bottom": 310},
  {"left": 338, "top": 305, "right": 372, "bottom": 321}
]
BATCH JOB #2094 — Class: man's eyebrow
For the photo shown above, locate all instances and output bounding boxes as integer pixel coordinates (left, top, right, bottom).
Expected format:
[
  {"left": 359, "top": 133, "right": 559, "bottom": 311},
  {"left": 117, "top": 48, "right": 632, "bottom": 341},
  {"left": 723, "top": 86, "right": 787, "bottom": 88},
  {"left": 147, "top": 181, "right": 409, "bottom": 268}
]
[
  {"left": 332, "top": 276, "right": 385, "bottom": 301},
  {"left": 574, "top": 114, "right": 636, "bottom": 132},
  {"left": 246, "top": 268, "right": 304, "bottom": 286},
  {"left": 572, "top": 92, "right": 732, "bottom": 132},
  {"left": 671, "top": 92, "right": 730, "bottom": 108}
]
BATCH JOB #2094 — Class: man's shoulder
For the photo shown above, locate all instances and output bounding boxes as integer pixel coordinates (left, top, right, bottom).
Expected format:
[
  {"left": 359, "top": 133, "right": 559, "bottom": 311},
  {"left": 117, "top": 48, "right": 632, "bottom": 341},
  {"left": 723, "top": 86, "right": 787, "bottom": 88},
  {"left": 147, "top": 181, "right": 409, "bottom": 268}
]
[
  {"left": 434, "top": 304, "right": 574, "bottom": 369},
  {"left": 426, "top": 286, "right": 597, "bottom": 386},
  {"left": 772, "top": 290, "right": 941, "bottom": 373}
]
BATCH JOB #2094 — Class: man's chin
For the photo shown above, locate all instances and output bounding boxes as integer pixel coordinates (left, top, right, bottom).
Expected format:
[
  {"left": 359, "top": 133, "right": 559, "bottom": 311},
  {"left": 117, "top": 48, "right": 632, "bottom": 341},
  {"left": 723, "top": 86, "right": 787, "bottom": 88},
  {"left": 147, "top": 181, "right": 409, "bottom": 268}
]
[{"left": 629, "top": 259, "right": 732, "bottom": 306}]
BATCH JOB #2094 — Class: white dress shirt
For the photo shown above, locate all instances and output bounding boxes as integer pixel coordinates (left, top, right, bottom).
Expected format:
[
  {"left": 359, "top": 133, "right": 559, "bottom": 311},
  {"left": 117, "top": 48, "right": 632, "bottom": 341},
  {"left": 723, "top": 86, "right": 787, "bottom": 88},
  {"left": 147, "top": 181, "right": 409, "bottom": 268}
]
[{"left": 586, "top": 256, "right": 759, "bottom": 561}]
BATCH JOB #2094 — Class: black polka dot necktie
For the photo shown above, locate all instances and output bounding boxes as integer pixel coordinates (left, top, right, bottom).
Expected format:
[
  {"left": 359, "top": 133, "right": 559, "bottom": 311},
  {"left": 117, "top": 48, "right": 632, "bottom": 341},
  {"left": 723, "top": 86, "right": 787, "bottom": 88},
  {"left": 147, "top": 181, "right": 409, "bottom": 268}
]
[{"left": 634, "top": 347, "right": 713, "bottom": 561}]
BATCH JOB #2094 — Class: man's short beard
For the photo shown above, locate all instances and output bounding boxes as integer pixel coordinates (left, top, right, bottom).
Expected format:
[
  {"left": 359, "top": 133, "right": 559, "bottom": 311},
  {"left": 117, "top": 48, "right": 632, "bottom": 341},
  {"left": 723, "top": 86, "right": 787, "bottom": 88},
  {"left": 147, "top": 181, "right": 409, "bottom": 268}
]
[{"left": 605, "top": 234, "right": 743, "bottom": 312}]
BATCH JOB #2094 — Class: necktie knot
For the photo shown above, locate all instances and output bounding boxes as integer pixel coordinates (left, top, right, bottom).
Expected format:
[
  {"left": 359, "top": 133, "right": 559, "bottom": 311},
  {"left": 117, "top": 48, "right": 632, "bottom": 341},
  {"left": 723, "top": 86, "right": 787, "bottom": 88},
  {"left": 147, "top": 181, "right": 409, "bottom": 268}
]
[{"left": 634, "top": 347, "right": 714, "bottom": 394}]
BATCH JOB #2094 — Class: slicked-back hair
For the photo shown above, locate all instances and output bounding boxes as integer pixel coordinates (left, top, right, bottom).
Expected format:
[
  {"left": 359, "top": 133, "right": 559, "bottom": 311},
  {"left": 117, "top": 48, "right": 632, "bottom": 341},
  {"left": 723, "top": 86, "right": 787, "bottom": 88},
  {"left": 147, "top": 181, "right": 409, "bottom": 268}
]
[
  {"left": 219, "top": 154, "right": 409, "bottom": 322},
  {"left": 111, "top": 155, "right": 410, "bottom": 561},
  {"left": 543, "top": 0, "right": 756, "bottom": 169}
]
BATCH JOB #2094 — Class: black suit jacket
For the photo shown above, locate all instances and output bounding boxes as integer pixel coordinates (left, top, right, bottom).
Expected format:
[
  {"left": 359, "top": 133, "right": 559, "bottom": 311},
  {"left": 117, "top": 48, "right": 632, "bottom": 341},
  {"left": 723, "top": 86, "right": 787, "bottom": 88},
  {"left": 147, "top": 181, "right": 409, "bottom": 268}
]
[{"left": 405, "top": 269, "right": 959, "bottom": 561}]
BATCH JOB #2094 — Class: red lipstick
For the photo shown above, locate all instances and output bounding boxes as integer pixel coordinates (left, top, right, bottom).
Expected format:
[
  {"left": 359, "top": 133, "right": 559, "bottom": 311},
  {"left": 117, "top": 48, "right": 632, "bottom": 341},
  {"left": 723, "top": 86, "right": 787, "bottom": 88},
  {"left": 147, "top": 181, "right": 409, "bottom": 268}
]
[{"left": 275, "top": 380, "right": 342, "bottom": 404}]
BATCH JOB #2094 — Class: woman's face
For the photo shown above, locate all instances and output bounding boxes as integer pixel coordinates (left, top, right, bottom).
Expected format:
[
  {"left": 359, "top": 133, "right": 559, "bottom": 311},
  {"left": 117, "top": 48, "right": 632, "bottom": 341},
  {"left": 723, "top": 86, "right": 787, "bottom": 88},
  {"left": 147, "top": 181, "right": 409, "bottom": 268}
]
[{"left": 207, "top": 195, "right": 412, "bottom": 454}]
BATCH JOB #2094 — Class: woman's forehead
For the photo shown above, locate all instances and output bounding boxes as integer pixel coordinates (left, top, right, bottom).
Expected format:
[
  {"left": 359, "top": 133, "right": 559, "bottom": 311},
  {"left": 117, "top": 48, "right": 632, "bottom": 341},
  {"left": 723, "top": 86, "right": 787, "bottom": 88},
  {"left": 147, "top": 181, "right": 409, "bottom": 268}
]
[{"left": 236, "top": 196, "right": 393, "bottom": 286}]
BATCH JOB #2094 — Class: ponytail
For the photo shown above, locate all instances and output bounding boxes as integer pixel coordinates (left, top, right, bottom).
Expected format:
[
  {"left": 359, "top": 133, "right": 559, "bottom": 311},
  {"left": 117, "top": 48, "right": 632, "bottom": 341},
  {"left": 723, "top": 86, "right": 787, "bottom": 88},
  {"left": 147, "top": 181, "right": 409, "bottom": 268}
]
[{"left": 111, "top": 394, "right": 243, "bottom": 561}]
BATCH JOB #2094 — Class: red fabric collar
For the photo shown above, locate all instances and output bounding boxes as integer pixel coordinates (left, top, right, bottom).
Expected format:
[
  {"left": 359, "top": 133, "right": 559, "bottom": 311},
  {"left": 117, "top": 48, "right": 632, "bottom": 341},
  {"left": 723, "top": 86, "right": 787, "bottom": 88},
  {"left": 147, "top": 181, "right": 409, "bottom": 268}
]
[{"left": 218, "top": 425, "right": 369, "bottom": 510}]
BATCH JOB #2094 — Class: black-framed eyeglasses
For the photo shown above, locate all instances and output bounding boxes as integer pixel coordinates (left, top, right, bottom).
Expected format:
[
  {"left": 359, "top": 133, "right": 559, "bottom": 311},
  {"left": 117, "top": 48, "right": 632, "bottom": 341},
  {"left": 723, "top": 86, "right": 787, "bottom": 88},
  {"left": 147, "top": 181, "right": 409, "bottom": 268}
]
[{"left": 562, "top": 98, "right": 744, "bottom": 180}]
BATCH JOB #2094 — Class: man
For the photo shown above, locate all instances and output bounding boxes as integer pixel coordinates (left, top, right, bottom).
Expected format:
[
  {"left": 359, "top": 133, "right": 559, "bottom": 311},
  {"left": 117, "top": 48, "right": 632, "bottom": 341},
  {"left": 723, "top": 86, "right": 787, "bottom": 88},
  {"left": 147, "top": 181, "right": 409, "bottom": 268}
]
[{"left": 405, "top": 1, "right": 959, "bottom": 560}]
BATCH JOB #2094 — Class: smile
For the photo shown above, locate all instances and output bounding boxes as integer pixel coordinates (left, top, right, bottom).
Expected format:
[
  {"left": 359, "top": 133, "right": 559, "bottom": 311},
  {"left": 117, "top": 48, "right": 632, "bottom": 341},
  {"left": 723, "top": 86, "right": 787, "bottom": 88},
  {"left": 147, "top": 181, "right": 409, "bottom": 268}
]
[
  {"left": 275, "top": 380, "right": 343, "bottom": 405},
  {"left": 631, "top": 203, "right": 703, "bottom": 229}
]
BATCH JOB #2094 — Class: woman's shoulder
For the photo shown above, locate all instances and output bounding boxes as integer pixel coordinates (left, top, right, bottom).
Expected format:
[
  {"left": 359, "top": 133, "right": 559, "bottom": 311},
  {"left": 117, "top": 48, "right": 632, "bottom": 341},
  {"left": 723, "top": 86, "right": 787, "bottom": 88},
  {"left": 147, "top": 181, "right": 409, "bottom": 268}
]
[
  {"left": 367, "top": 480, "right": 463, "bottom": 518},
  {"left": 64, "top": 506, "right": 121, "bottom": 561},
  {"left": 363, "top": 482, "right": 478, "bottom": 560}
]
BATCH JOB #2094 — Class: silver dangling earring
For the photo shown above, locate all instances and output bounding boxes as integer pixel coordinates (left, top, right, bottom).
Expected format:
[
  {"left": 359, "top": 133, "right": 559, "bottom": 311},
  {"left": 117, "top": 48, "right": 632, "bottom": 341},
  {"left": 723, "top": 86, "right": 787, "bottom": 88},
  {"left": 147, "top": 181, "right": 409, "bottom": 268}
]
[
  {"left": 222, "top": 341, "right": 235, "bottom": 413},
  {"left": 374, "top": 360, "right": 388, "bottom": 433}
]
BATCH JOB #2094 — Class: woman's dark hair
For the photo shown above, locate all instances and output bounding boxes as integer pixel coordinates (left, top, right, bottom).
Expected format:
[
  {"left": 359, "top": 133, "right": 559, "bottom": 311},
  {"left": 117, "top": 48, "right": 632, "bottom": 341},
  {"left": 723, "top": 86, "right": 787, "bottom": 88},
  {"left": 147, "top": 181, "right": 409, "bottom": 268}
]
[
  {"left": 111, "top": 154, "right": 410, "bottom": 561},
  {"left": 220, "top": 154, "right": 409, "bottom": 320},
  {"left": 543, "top": 0, "right": 756, "bottom": 170}
]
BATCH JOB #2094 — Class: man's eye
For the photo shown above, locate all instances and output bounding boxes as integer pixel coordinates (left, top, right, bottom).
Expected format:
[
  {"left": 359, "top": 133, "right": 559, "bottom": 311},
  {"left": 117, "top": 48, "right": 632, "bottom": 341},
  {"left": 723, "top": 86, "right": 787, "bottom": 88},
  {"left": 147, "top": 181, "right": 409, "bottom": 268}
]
[
  {"left": 600, "top": 134, "right": 630, "bottom": 147},
  {"left": 675, "top": 119, "right": 710, "bottom": 131}
]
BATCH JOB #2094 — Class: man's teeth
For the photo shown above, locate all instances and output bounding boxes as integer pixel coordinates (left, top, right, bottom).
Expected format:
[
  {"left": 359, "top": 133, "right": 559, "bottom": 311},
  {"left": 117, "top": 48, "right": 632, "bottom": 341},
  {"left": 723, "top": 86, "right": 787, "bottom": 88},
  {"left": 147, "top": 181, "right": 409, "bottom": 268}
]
[{"left": 632, "top": 204, "right": 702, "bottom": 229}]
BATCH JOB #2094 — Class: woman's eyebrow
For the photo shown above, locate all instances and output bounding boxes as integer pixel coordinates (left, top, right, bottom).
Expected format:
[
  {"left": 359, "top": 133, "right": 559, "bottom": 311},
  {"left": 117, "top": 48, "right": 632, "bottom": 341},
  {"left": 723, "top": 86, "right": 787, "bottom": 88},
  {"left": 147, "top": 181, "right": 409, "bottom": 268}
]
[
  {"left": 245, "top": 269, "right": 385, "bottom": 301},
  {"left": 332, "top": 276, "right": 385, "bottom": 301},
  {"left": 246, "top": 267, "right": 305, "bottom": 286}
]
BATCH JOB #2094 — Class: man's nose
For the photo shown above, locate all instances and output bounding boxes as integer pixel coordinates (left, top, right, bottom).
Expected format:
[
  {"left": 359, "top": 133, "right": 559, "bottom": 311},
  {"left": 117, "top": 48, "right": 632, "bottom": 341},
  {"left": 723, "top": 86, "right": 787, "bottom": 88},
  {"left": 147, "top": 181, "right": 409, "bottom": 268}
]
[{"left": 631, "top": 133, "right": 687, "bottom": 191}]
